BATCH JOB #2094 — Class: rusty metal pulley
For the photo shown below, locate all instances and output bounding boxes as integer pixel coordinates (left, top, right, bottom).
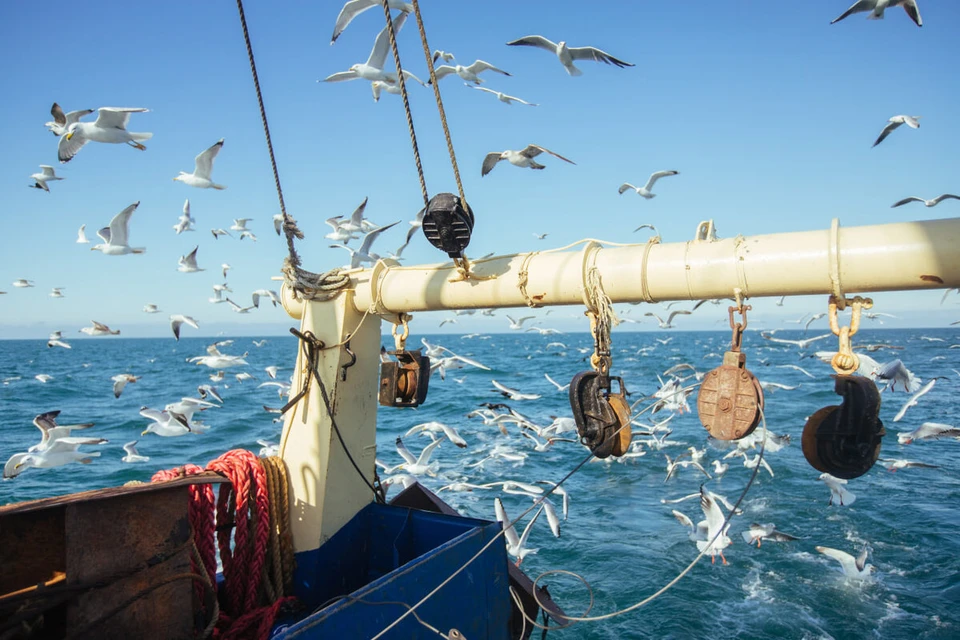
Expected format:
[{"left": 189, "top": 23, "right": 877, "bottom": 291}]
[
  {"left": 802, "top": 375, "right": 885, "bottom": 479},
  {"left": 569, "top": 371, "right": 631, "bottom": 459},
  {"left": 379, "top": 348, "right": 430, "bottom": 407},
  {"left": 698, "top": 304, "right": 764, "bottom": 440}
]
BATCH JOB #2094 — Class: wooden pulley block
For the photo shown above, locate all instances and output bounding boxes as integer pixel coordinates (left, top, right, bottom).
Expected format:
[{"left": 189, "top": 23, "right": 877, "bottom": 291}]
[
  {"left": 569, "top": 371, "right": 632, "bottom": 459},
  {"left": 802, "top": 375, "right": 884, "bottom": 480},
  {"left": 697, "top": 350, "right": 765, "bottom": 440},
  {"left": 378, "top": 348, "right": 430, "bottom": 407}
]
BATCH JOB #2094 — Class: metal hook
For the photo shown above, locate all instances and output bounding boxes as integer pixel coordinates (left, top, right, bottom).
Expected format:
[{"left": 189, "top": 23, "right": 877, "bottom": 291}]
[{"left": 340, "top": 340, "right": 357, "bottom": 381}]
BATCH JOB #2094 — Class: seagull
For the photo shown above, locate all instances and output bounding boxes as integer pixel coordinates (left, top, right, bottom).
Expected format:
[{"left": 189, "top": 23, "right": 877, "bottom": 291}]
[
  {"left": 505, "top": 35, "right": 634, "bottom": 76},
  {"left": 618, "top": 171, "right": 679, "bottom": 199},
  {"left": 494, "top": 498, "right": 543, "bottom": 566},
  {"left": 49, "top": 287, "right": 65, "bottom": 299},
  {"left": 893, "top": 379, "right": 935, "bottom": 422},
  {"left": 741, "top": 523, "right": 799, "bottom": 547},
  {"left": 816, "top": 546, "right": 874, "bottom": 580},
  {"left": 174, "top": 138, "right": 226, "bottom": 189},
  {"left": 878, "top": 457, "right": 940, "bottom": 471},
  {"left": 251, "top": 289, "right": 281, "bottom": 308},
  {"left": 891, "top": 194, "right": 960, "bottom": 208},
  {"left": 506, "top": 315, "right": 536, "bottom": 330},
  {"left": 482, "top": 144, "right": 575, "bottom": 176},
  {"left": 469, "top": 85, "right": 537, "bottom": 106},
  {"left": 12, "top": 279, "right": 34, "bottom": 288},
  {"left": 897, "top": 422, "right": 960, "bottom": 444},
  {"left": 111, "top": 374, "right": 140, "bottom": 398},
  {"left": 431, "top": 60, "right": 511, "bottom": 84},
  {"left": 776, "top": 364, "right": 816, "bottom": 378},
  {"left": 58, "top": 107, "right": 152, "bottom": 163},
  {"left": 174, "top": 199, "right": 196, "bottom": 234},
  {"left": 492, "top": 380, "right": 542, "bottom": 401},
  {"left": 143, "top": 304, "right": 161, "bottom": 314},
  {"left": 226, "top": 298, "right": 256, "bottom": 314},
  {"left": 211, "top": 228, "right": 233, "bottom": 240},
  {"left": 91, "top": 202, "right": 145, "bottom": 255},
  {"left": 178, "top": 246, "right": 205, "bottom": 273},
  {"left": 76, "top": 224, "right": 91, "bottom": 244},
  {"left": 664, "top": 453, "right": 711, "bottom": 482},
  {"left": 239, "top": 230, "right": 258, "bottom": 242},
  {"left": 330, "top": 0, "right": 412, "bottom": 45},
  {"left": 873, "top": 115, "right": 921, "bottom": 148},
  {"left": 231, "top": 218, "right": 253, "bottom": 232},
  {"left": 79, "top": 321, "right": 120, "bottom": 337},
  {"left": 47, "top": 331, "right": 71, "bottom": 349},
  {"left": 272, "top": 213, "right": 284, "bottom": 236},
  {"left": 6, "top": 435, "right": 107, "bottom": 478},
  {"left": 121, "top": 440, "right": 150, "bottom": 463},
  {"left": 875, "top": 359, "right": 920, "bottom": 392},
  {"left": 863, "top": 312, "right": 898, "bottom": 324},
  {"left": 35, "top": 374, "right": 54, "bottom": 384},
  {"left": 645, "top": 310, "right": 691, "bottom": 329},
  {"left": 830, "top": 0, "right": 922, "bottom": 27},
  {"left": 330, "top": 221, "right": 400, "bottom": 269},
  {"left": 371, "top": 80, "right": 402, "bottom": 102},
  {"left": 544, "top": 374, "right": 570, "bottom": 392},
  {"left": 323, "top": 14, "right": 422, "bottom": 85},
  {"left": 381, "top": 436, "right": 443, "bottom": 477},
  {"left": 45, "top": 103, "right": 94, "bottom": 136},
  {"left": 819, "top": 473, "right": 856, "bottom": 507},
  {"left": 697, "top": 487, "right": 733, "bottom": 564},
  {"left": 633, "top": 223, "right": 660, "bottom": 236},
  {"left": 29, "top": 165, "right": 64, "bottom": 192},
  {"left": 170, "top": 315, "right": 199, "bottom": 341},
  {"left": 140, "top": 407, "right": 193, "bottom": 437},
  {"left": 760, "top": 332, "right": 832, "bottom": 349},
  {"left": 405, "top": 421, "right": 467, "bottom": 448},
  {"left": 222, "top": 263, "right": 232, "bottom": 279}
]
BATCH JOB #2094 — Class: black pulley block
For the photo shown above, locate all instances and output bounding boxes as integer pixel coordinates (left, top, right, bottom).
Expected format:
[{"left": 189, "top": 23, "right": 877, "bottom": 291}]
[{"left": 420, "top": 193, "right": 474, "bottom": 259}]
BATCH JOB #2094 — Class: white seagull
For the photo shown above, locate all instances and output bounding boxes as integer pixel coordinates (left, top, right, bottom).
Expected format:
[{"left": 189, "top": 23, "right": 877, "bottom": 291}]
[
  {"left": 816, "top": 546, "right": 874, "bottom": 580},
  {"left": 121, "top": 440, "right": 150, "bottom": 463},
  {"left": 893, "top": 379, "right": 935, "bottom": 422},
  {"left": 170, "top": 315, "right": 200, "bottom": 341},
  {"left": 897, "top": 422, "right": 960, "bottom": 444},
  {"left": 891, "top": 194, "right": 960, "bottom": 208},
  {"left": 431, "top": 60, "right": 511, "bottom": 84},
  {"left": 174, "top": 138, "right": 226, "bottom": 189},
  {"left": 111, "top": 374, "right": 140, "bottom": 398},
  {"left": 381, "top": 436, "right": 443, "bottom": 477},
  {"left": 482, "top": 144, "right": 575, "bottom": 176},
  {"left": 469, "top": 85, "right": 537, "bottom": 106},
  {"left": 831, "top": 0, "right": 921, "bottom": 27},
  {"left": 741, "top": 523, "right": 799, "bottom": 547},
  {"left": 323, "top": 14, "right": 422, "bottom": 86},
  {"left": 819, "top": 473, "right": 856, "bottom": 507},
  {"left": 29, "top": 165, "right": 64, "bottom": 192},
  {"left": 494, "top": 498, "right": 544, "bottom": 566},
  {"left": 45, "top": 103, "right": 94, "bottom": 137},
  {"left": 91, "top": 202, "right": 145, "bottom": 255},
  {"left": 506, "top": 35, "right": 634, "bottom": 76},
  {"left": 330, "top": 0, "right": 412, "bottom": 45},
  {"left": 645, "top": 310, "right": 691, "bottom": 329},
  {"left": 174, "top": 199, "right": 196, "bottom": 234},
  {"left": 143, "top": 304, "right": 161, "bottom": 314},
  {"left": 12, "top": 279, "right": 34, "bottom": 288},
  {"left": 47, "top": 331, "right": 71, "bottom": 349},
  {"left": 506, "top": 315, "right": 536, "bottom": 330},
  {"left": 492, "top": 380, "right": 542, "bottom": 401},
  {"left": 76, "top": 224, "right": 91, "bottom": 244},
  {"left": 873, "top": 115, "right": 920, "bottom": 148},
  {"left": 80, "top": 321, "right": 120, "bottom": 336},
  {"left": 618, "top": 171, "right": 679, "bottom": 199},
  {"left": 405, "top": 421, "right": 468, "bottom": 448},
  {"left": 58, "top": 107, "right": 152, "bottom": 163},
  {"left": 178, "top": 246, "right": 205, "bottom": 273}
]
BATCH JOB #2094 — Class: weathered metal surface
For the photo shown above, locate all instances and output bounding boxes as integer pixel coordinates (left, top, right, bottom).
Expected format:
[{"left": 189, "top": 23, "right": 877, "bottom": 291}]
[
  {"left": 378, "top": 349, "right": 430, "bottom": 408},
  {"left": 698, "top": 352, "right": 764, "bottom": 441},
  {"left": 569, "top": 371, "right": 631, "bottom": 459}
]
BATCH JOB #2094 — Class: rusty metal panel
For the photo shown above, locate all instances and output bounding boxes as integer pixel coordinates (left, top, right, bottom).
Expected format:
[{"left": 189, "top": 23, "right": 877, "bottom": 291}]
[{"left": 64, "top": 487, "right": 194, "bottom": 640}]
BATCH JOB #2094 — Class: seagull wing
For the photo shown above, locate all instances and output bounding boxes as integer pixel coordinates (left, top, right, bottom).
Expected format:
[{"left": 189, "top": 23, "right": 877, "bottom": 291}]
[
  {"left": 471, "top": 85, "right": 497, "bottom": 96},
  {"left": 367, "top": 12, "right": 407, "bottom": 69},
  {"left": 40, "top": 165, "right": 57, "bottom": 178},
  {"left": 481, "top": 152, "right": 503, "bottom": 176},
  {"left": 193, "top": 139, "right": 224, "bottom": 180},
  {"left": 643, "top": 170, "right": 679, "bottom": 191},
  {"left": 65, "top": 108, "right": 95, "bottom": 126},
  {"left": 349, "top": 197, "right": 369, "bottom": 227},
  {"left": 416, "top": 436, "right": 444, "bottom": 465},
  {"left": 467, "top": 60, "right": 510, "bottom": 76},
  {"left": 700, "top": 487, "right": 727, "bottom": 539},
  {"left": 50, "top": 103, "right": 67, "bottom": 126},
  {"left": 618, "top": 183, "right": 637, "bottom": 194},
  {"left": 323, "top": 70, "right": 360, "bottom": 83},
  {"left": 891, "top": 196, "right": 923, "bottom": 208},
  {"left": 931, "top": 194, "right": 960, "bottom": 205},
  {"left": 58, "top": 129, "right": 89, "bottom": 163},
  {"left": 451, "top": 354, "right": 490, "bottom": 371},
  {"left": 816, "top": 546, "right": 858, "bottom": 575},
  {"left": 667, "top": 310, "right": 691, "bottom": 324},
  {"left": 123, "top": 441, "right": 140, "bottom": 456},
  {"left": 517, "top": 505, "right": 544, "bottom": 550},
  {"left": 358, "top": 220, "right": 400, "bottom": 256},
  {"left": 331, "top": 0, "right": 376, "bottom": 43},
  {"left": 505, "top": 35, "right": 558, "bottom": 53},
  {"left": 494, "top": 498, "right": 521, "bottom": 549},
  {"left": 108, "top": 202, "right": 140, "bottom": 247},
  {"left": 902, "top": 1, "right": 922, "bottom": 27},
  {"left": 432, "top": 65, "right": 457, "bottom": 81},
  {"left": 491, "top": 380, "right": 519, "bottom": 396},
  {"left": 95, "top": 107, "right": 148, "bottom": 130},
  {"left": 830, "top": 0, "right": 873, "bottom": 24},
  {"left": 873, "top": 120, "right": 902, "bottom": 147},
  {"left": 520, "top": 144, "right": 575, "bottom": 164},
  {"left": 395, "top": 436, "right": 417, "bottom": 465},
  {"left": 671, "top": 509, "right": 695, "bottom": 531},
  {"left": 567, "top": 46, "right": 634, "bottom": 68}
]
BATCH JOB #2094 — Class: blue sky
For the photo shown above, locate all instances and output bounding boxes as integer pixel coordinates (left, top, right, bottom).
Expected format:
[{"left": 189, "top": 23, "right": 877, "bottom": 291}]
[{"left": 1, "top": 1, "right": 958, "bottom": 338}]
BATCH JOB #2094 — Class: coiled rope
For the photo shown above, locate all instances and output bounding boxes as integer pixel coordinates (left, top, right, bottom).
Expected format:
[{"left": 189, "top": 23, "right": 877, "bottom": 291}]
[{"left": 152, "top": 451, "right": 297, "bottom": 639}]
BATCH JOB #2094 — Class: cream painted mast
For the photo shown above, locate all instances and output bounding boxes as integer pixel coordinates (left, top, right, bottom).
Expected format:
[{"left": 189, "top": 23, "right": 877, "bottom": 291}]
[{"left": 278, "top": 216, "right": 960, "bottom": 555}]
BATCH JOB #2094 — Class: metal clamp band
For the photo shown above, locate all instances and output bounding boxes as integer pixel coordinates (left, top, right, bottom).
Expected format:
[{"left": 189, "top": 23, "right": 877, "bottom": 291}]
[{"left": 829, "top": 218, "right": 845, "bottom": 310}]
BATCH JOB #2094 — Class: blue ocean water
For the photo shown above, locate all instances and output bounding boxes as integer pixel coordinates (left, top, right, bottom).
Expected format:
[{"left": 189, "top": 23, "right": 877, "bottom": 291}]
[{"left": 2, "top": 329, "right": 959, "bottom": 639}]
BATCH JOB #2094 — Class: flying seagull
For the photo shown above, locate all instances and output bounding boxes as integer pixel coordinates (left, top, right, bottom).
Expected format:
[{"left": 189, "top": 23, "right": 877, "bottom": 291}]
[
  {"left": 469, "top": 85, "right": 537, "bottom": 106},
  {"left": 174, "top": 139, "right": 226, "bottom": 189},
  {"left": 91, "top": 202, "right": 145, "bottom": 256},
  {"left": 619, "top": 171, "right": 679, "bottom": 199},
  {"left": 57, "top": 107, "right": 152, "bottom": 163},
  {"left": 873, "top": 115, "right": 920, "bottom": 147},
  {"left": 482, "top": 144, "right": 575, "bottom": 176},
  {"left": 891, "top": 194, "right": 960, "bottom": 208},
  {"left": 430, "top": 60, "right": 511, "bottom": 84},
  {"left": 178, "top": 246, "right": 205, "bottom": 273},
  {"left": 169, "top": 315, "right": 200, "bottom": 341},
  {"left": 830, "top": 0, "right": 922, "bottom": 27},
  {"left": 330, "top": 0, "right": 413, "bottom": 45},
  {"left": 29, "top": 165, "right": 64, "bottom": 192},
  {"left": 506, "top": 35, "right": 634, "bottom": 76},
  {"left": 45, "top": 103, "right": 94, "bottom": 137},
  {"left": 323, "top": 13, "right": 423, "bottom": 86}
]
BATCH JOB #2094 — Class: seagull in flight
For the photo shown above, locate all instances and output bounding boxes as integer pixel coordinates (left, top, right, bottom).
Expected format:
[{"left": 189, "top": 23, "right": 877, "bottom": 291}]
[
  {"left": 330, "top": 0, "right": 412, "bottom": 45},
  {"left": 469, "top": 85, "right": 537, "bottom": 106},
  {"left": 892, "top": 379, "right": 935, "bottom": 422},
  {"left": 482, "top": 144, "right": 575, "bottom": 176},
  {"left": 178, "top": 246, "right": 205, "bottom": 273},
  {"left": 45, "top": 102, "right": 94, "bottom": 137},
  {"left": 323, "top": 14, "right": 423, "bottom": 86},
  {"left": 891, "top": 194, "right": 959, "bottom": 208},
  {"left": 618, "top": 171, "right": 679, "bottom": 199},
  {"left": 174, "top": 138, "right": 226, "bottom": 189},
  {"left": 873, "top": 115, "right": 920, "bottom": 148},
  {"left": 80, "top": 321, "right": 120, "bottom": 336},
  {"left": 91, "top": 202, "right": 145, "bottom": 256},
  {"left": 830, "top": 0, "right": 922, "bottom": 27},
  {"left": 816, "top": 546, "right": 874, "bottom": 580},
  {"left": 645, "top": 310, "right": 691, "bottom": 329},
  {"left": 897, "top": 422, "right": 960, "bottom": 444},
  {"left": 169, "top": 315, "right": 199, "bottom": 341},
  {"left": 506, "top": 315, "right": 536, "bottom": 330},
  {"left": 76, "top": 224, "right": 91, "bottom": 244},
  {"left": 57, "top": 107, "right": 152, "bottom": 163},
  {"left": 431, "top": 60, "right": 511, "bottom": 84},
  {"left": 29, "top": 165, "right": 64, "bottom": 192},
  {"left": 760, "top": 332, "right": 831, "bottom": 349},
  {"left": 121, "top": 441, "right": 150, "bottom": 463},
  {"left": 174, "top": 199, "right": 196, "bottom": 234},
  {"left": 330, "top": 221, "right": 400, "bottom": 269},
  {"left": 819, "top": 473, "right": 856, "bottom": 506},
  {"left": 494, "top": 498, "right": 544, "bottom": 566},
  {"left": 506, "top": 35, "right": 634, "bottom": 76},
  {"left": 492, "top": 380, "right": 542, "bottom": 401}
]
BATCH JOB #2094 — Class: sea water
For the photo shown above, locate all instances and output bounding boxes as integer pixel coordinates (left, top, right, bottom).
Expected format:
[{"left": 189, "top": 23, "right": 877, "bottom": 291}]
[{"left": 2, "top": 329, "right": 958, "bottom": 639}]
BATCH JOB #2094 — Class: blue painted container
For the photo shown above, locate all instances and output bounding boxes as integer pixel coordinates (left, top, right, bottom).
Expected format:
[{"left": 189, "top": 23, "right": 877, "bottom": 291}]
[{"left": 274, "top": 502, "right": 512, "bottom": 639}]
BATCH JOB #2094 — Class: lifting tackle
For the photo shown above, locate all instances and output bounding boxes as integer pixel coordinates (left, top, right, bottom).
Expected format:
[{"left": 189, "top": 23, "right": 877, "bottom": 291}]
[
  {"left": 378, "top": 315, "right": 430, "bottom": 408},
  {"left": 801, "top": 296, "right": 885, "bottom": 479}
]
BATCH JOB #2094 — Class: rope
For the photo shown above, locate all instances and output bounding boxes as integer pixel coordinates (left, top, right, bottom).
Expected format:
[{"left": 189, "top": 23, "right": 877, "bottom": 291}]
[
  {"left": 409, "top": 0, "right": 466, "bottom": 204},
  {"left": 517, "top": 251, "right": 544, "bottom": 308},
  {"left": 380, "top": 2, "right": 429, "bottom": 207}
]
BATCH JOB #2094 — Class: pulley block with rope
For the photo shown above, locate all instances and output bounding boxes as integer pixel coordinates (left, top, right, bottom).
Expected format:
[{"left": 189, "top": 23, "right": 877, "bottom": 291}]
[
  {"left": 697, "top": 304, "right": 764, "bottom": 440},
  {"left": 801, "top": 295, "right": 884, "bottom": 479},
  {"left": 569, "top": 309, "right": 631, "bottom": 459},
  {"left": 379, "top": 316, "right": 430, "bottom": 408},
  {"left": 420, "top": 192, "right": 474, "bottom": 259}
]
